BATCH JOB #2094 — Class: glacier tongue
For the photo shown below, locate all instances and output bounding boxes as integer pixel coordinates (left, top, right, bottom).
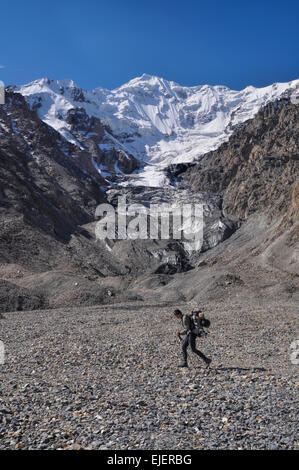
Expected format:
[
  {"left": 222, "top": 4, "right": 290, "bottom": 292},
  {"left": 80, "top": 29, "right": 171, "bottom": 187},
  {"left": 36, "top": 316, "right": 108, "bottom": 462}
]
[{"left": 16, "top": 75, "right": 299, "bottom": 187}]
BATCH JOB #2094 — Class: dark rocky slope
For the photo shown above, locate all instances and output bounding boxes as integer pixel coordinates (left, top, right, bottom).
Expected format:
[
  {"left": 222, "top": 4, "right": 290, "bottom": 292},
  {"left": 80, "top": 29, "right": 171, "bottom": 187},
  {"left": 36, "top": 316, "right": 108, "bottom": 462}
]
[
  {"left": 0, "top": 90, "right": 238, "bottom": 312},
  {"left": 0, "top": 92, "right": 108, "bottom": 240},
  {"left": 0, "top": 93, "right": 298, "bottom": 312},
  {"left": 182, "top": 99, "right": 298, "bottom": 226},
  {"left": 124, "top": 99, "right": 299, "bottom": 304},
  {"left": 0, "top": 92, "right": 130, "bottom": 309},
  {"left": 153, "top": 98, "right": 298, "bottom": 305}
]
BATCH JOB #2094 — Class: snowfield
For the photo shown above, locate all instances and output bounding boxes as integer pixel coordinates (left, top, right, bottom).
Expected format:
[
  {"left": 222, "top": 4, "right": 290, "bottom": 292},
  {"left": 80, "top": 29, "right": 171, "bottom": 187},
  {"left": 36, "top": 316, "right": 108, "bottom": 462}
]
[{"left": 16, "top": 74, "right": 299, "bottom": 187}]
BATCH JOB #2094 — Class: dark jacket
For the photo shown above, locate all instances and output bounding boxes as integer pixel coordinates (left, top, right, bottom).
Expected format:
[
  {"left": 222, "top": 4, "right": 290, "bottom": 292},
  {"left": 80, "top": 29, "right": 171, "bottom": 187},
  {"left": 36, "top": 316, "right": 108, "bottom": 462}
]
[{"left": 179, "top": 314, "right": 196, "bottom": 336}]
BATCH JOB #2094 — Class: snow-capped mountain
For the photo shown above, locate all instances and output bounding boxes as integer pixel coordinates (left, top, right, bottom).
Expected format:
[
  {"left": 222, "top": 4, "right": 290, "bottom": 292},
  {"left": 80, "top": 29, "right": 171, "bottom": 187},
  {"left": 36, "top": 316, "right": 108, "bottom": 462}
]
[{"left": 15, "top": 74, "right": 299, "bottom": 187}]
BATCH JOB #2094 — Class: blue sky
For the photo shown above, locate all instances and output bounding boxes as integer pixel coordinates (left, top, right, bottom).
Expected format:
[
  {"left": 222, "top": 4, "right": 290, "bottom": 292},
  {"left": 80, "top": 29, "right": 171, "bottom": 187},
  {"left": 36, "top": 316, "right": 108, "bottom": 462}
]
[{"left": 0, "top": 0, "right": 298, "bottom": 90}]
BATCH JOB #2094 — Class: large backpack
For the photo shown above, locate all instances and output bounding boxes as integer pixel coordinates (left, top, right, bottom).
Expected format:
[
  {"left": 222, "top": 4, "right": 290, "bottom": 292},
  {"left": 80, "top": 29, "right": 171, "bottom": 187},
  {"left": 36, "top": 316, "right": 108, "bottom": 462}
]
[{"left": 191, "top": 314, "right": 210, "bottom": 336}]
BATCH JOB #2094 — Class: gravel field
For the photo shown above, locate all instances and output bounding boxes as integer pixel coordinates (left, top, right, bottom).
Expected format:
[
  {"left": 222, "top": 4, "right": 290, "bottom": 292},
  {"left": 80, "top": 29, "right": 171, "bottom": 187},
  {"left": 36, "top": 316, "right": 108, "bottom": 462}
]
[{"left": 0, "top": 301, "right": 298, "bottom": 450}]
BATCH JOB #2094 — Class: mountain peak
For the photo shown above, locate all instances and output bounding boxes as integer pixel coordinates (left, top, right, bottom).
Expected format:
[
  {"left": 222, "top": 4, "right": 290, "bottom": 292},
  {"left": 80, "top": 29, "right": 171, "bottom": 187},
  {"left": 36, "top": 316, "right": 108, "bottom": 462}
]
[
  {"left": 20, "top": 78, "right": 80, "bottom": 94},
  {"left": 117, "top": 73, "right": 164, "bottom": 88},
  {"left": 15, "top": 75, "right": 299, "bottom": 187}
]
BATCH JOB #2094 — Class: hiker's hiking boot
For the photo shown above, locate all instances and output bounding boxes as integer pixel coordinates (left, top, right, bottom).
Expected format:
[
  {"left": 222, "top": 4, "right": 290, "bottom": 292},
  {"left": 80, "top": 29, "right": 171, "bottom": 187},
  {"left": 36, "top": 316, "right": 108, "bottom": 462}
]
[
  {"left": 205, "top": 358, "right": 212, "bottom": 368},
  {"left": 178, "top": 362, "right": 188, "bottom": 368}
]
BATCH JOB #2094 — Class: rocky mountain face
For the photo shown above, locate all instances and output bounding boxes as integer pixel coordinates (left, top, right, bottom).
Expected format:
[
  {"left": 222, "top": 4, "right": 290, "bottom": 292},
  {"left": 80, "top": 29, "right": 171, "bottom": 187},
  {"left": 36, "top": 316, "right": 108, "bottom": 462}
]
[
  {"left": 0, "top": 90, "right": 208, "bottom": 310},
  {"left": 0, "top": 91, "right": 108, "bottom": 233},
  {"left": 0, "top": 81, "right": 298, "bottom": 312},
  {"left": 0, "top": 91, "right": 132, "bottom": 310},
  {"left": 63, "top": 106, "right": 139, "bottom": 177},
  {"left": 181, "top": 99, "right": 299, "bottom": 234},
  {"left": 0, "top": 90, "right": 113, "bottom": 270}
]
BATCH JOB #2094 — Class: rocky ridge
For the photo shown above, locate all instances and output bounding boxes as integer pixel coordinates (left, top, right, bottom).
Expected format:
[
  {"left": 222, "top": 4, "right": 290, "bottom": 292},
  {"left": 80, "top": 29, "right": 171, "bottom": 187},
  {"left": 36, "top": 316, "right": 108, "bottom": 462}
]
[
  {"left": 0, "top": 89, "right": 298, "bottom": 313},
  {"left": 181, "top": 99, "right": 298, "bottom": 224}
]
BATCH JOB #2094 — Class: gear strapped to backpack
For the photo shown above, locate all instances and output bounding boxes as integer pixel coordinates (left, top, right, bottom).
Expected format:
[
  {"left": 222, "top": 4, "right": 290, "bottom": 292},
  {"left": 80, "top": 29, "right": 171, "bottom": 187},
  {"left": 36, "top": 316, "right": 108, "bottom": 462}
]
[{"left": 190, "top": 313, "right": 210, "bottom": 336}]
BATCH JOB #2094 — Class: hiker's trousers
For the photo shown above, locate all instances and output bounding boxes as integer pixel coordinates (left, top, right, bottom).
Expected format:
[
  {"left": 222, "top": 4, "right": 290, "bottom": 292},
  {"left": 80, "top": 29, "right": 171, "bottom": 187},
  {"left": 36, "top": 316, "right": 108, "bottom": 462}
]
[{"left": 182, "top": 333, "right": 208, "bottom": 364}]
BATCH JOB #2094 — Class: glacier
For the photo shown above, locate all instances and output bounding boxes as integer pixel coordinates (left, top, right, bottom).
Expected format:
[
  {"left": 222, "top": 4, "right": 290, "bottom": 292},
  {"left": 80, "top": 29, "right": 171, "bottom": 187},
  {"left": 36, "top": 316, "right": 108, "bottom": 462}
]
[{"left": 15, "top": 74, "right": 299, "bottom": 187}]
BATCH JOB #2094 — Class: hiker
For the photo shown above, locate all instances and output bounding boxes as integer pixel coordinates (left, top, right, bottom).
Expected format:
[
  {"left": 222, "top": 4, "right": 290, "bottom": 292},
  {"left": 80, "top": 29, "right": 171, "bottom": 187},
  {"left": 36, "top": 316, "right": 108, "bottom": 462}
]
[{"left": 174, "top": 309, "right": 212, "bottom": 368}]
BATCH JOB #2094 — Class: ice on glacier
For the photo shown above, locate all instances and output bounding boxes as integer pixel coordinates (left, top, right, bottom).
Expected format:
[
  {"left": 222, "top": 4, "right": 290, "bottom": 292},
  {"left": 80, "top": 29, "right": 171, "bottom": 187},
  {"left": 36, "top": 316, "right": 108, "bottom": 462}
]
[{"left": 16, "top": 74, "right": 299, "bottom": 187}]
